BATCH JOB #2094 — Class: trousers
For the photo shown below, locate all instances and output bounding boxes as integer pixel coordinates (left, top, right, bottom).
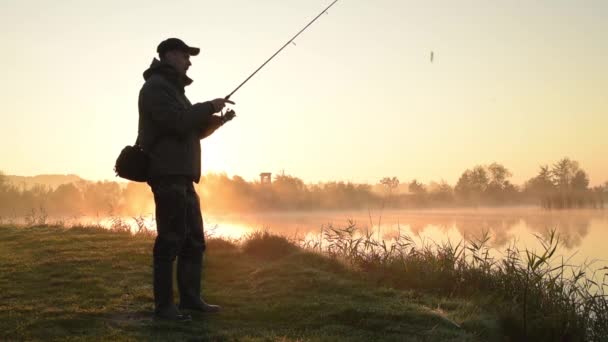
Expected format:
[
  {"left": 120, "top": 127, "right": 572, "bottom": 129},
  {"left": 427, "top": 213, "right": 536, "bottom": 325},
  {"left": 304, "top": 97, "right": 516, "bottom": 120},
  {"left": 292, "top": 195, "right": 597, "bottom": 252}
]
[
  {"left": 149, "top": 176, "right": 206, "bottom": 263},
  {"left": 148, "top": 176, "right": 206, "bottom": 311}
]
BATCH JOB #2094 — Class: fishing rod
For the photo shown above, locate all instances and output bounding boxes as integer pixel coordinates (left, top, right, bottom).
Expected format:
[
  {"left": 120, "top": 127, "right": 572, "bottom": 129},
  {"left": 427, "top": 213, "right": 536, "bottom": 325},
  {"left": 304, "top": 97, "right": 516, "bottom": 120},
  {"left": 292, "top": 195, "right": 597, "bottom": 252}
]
[{"left": 225, "top": 0, "right": 339, "bottom": 101}]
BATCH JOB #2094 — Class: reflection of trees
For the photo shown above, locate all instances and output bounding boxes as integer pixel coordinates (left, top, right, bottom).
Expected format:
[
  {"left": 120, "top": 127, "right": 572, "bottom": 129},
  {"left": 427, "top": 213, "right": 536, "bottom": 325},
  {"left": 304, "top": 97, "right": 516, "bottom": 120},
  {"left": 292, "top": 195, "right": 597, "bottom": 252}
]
[
  {"left": 375, "top": 211, "right": 520, "bottom": 249},
  {"left": 522, "top": 212, "right": 592, "bottom": 250},
  {"left": 446, "top": 215, "right": 519, "bottom": 249},
  {"left": 208, "top": 209, "right": 601, "bottom": 255},
  {"left": 215, "top": 209, "right": 528, "bottom": 249},
  {"left": 222, "top": 209, "right": 599, "bottom": 255},
  {"left": 408, "top": 221, "right": 428, "bottom": 236}
]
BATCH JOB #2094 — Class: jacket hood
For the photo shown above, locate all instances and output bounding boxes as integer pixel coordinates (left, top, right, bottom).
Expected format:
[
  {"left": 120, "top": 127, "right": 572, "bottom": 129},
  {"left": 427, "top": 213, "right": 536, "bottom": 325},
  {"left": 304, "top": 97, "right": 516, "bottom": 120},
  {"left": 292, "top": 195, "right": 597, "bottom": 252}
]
[{"left": 142, "top": 58, "right": 193, "bottom": 87}]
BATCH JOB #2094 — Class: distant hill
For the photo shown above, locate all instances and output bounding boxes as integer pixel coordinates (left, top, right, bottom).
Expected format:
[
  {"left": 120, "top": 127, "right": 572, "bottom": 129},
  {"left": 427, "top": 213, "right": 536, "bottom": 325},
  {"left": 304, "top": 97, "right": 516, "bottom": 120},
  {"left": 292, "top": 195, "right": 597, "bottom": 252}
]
[{"left": 4, "top": 174, "right": 85, "bottom": 190}]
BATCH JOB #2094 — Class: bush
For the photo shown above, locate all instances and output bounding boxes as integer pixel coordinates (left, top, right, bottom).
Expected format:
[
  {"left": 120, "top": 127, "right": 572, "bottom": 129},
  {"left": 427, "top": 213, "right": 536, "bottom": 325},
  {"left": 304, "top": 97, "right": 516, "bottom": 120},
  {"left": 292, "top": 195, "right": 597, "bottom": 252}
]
[{"left": 242, "top": 231, "right": 299, "bottom": 260}]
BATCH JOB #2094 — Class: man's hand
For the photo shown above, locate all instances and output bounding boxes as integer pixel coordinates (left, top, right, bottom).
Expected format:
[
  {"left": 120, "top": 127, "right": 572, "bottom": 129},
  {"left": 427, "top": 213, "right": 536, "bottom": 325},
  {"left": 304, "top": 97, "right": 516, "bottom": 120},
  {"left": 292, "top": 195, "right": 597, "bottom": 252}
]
[
  {"left": 210, "top": 98, "right": 235, "bottom": 113},
  {"left": 207, "top": 111, "right": 235, "bottom": 128},
  {"left": 208, "top": 115, "right": 224, "bottom": 127},
  {"left": 221, "top": 109, "right": 236, "bottom": 124}
]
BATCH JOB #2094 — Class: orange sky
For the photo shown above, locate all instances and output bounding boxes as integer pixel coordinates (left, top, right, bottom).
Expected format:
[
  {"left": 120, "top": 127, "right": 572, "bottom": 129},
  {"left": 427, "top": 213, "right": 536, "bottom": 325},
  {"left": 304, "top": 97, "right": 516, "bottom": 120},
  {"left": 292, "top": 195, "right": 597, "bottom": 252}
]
[{"left": 1, "top": 0, "right": 607, "bottom": 186}]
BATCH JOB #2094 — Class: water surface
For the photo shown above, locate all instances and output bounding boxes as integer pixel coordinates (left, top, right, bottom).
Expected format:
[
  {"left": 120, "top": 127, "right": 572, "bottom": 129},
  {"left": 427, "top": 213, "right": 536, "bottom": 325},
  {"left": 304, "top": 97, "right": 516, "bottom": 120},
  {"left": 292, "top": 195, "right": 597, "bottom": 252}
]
[{"left": 205, "top": 207, "right": 608, "bottom": 269}]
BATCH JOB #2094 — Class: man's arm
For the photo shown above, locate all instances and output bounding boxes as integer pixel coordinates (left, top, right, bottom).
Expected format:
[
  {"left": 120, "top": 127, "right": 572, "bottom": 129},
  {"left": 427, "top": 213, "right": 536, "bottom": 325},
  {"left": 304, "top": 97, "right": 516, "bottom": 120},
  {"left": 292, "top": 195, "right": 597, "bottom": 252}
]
[
  {"left": 198, "top": 115, "right": 224, "bottom": 139},
  {"left": 140, "top": 82, "right": 216, "bottom": 137},
  {"left": 197, "top": 106, "right": 236, "bottom": 140}
]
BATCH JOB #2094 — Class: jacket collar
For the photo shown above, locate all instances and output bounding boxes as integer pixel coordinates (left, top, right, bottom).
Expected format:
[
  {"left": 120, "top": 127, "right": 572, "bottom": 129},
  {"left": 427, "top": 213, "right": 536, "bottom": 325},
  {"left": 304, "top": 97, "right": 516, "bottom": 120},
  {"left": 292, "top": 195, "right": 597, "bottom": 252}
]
[{"left": 142, "top": 58, "right": 193, "bottom": 89}]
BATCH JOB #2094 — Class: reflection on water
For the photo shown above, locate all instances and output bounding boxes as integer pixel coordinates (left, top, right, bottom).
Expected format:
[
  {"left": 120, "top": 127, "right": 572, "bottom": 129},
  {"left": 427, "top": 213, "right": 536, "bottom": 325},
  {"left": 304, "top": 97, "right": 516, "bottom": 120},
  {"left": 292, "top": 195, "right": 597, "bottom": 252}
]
[
  {"left": 206, "top": 207, "right": 607, "bottom": 268},
  {"left": 7, "top": 207, "right": 605, "bottom": 269}
]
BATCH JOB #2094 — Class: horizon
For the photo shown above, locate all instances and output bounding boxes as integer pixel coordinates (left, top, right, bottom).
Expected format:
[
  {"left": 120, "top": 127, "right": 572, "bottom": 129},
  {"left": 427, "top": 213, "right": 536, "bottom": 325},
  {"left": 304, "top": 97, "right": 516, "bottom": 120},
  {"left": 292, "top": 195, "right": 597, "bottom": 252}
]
[
  {"left": 3, "top": 157, "right": 607, "bottom": 188},
  {"left": 3, "top": 160, "right": 607, "bottom": 187},
  {"left": 1, "top": 0, "right": 607, "bottom": 186}
]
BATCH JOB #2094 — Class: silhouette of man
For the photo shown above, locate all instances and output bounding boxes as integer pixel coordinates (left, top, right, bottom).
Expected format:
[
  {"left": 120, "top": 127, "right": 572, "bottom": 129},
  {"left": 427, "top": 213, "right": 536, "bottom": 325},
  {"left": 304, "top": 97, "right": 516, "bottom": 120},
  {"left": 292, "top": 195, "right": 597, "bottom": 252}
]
[{"left": 137, "top": 38, "right": 234, "bottom": 321}]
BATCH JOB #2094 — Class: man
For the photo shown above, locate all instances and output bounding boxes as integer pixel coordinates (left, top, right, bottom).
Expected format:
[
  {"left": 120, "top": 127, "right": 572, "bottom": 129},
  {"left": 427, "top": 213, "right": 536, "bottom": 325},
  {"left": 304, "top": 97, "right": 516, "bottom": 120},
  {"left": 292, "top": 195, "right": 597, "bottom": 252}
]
[{"left": 137, "top": 38, "right": 235, "bottom": 321}]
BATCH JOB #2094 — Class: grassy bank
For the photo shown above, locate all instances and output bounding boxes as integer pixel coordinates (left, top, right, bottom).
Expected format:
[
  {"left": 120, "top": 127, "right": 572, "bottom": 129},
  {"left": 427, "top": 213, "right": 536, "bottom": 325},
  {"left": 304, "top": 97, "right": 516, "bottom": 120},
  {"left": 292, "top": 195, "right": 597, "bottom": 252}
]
[
  {"left": 0, "top": 224, "right": 503, "bottom": 341},
  {"left": 313, "top": 225, "right": 608, "bottom": 342},
  {"left": 2, "top": 224, "right": 607, "bottom": 341}
]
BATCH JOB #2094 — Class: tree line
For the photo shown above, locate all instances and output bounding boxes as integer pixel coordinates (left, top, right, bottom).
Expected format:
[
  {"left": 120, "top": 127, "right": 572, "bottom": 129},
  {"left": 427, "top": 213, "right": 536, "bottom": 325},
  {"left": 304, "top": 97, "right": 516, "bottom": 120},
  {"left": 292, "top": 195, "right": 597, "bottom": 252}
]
[{"left": 0, "top": 157, "right": 606, "bottom": 218}]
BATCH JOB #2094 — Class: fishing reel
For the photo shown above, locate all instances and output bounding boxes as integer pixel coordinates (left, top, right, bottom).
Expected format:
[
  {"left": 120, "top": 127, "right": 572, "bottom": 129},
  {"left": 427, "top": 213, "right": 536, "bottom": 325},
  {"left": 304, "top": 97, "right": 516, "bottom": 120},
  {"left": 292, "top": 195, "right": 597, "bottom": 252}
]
[{"left": 220, "top": 108, "right": 236, "bottom": 125}]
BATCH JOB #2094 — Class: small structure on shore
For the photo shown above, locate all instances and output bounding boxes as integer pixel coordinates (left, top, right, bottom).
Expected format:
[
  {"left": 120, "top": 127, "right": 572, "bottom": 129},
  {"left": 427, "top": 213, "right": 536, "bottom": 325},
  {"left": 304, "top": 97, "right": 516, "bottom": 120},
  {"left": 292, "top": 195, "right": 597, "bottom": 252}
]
[{"left": 260, "top": 172, "right": 272, "bottom": 185}]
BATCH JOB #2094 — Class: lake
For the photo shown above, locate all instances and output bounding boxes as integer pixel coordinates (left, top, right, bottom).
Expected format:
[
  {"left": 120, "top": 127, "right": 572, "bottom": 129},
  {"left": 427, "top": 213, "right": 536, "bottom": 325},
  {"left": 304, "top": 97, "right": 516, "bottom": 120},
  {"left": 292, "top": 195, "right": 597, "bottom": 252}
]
[
  {"left": 12, "top": 207, "right": 606, "bottom": 272},
  {"left": 204, "top": 207, "right": 608, "bottom": 270}
]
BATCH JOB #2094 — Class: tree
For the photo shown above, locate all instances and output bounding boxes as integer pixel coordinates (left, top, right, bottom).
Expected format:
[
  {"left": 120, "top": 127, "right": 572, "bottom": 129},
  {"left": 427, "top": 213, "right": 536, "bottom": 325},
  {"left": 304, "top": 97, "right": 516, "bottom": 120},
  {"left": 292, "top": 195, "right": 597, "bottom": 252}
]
[
  {"left": 551, "top": 157, "right": 579, "bottom": 191},
  {"left": 485, "top": 163, "right": 513, "bottom": 203},
  {"left": 455, "top": 166, "right": 488, "bottom": 203},
  {"left": 49, "top": 183, "right": 83, "bottom": 215},
  {"left": 525, "top": 165, "right": 554, "bottom": 194},
  {"left": 0, "top": 171, "right": 6, "bottom": 191},
  {"left": 470, "top": 166, "right": 489, "bottom": 193},
  {"left": 408, "top": 179, "right": 426, "bottom": 194},
  {"left": 380, "top": 177, "right": 400, "bottom": 207},
  {"left": 380, "top": 177, "right": 400, "bottom": 196},
  {"left": 429, "top": 180, "right": 453, "bottom": 203},
  {"left": 487, "top": 163, "right": 512, "bottom": 190},
  {"left": 0, "top": 171, "right": 13, "bottom": 216},
  {"left": 455, "top": 170, "right": 472, "bottom": 200},
  {"left": 78, "top": 181, "right": 121, "bottom": 215},
  {"left": 571, "top": 170, "right": 589, "bottom": 191},
  {"left": 272, "top": 174, "right": 307, "bottom": 209},
  {"left": 541, "top": 158, "right": 593, "bottom": 209}
]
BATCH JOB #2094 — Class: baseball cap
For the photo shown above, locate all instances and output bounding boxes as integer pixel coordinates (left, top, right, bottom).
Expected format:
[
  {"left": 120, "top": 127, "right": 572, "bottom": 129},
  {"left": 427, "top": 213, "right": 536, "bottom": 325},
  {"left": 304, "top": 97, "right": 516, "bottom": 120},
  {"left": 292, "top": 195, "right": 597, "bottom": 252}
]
[{"left": 157, "top": 38, "right": 200, "bottom": 57}]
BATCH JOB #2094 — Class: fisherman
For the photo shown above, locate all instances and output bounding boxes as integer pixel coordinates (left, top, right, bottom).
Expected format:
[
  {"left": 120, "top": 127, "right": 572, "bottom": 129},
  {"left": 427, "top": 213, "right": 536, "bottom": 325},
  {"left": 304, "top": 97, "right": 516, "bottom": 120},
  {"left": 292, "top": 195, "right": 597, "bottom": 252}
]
[{"left": 137, "top": 38, "right": 235, "bottom": 321}]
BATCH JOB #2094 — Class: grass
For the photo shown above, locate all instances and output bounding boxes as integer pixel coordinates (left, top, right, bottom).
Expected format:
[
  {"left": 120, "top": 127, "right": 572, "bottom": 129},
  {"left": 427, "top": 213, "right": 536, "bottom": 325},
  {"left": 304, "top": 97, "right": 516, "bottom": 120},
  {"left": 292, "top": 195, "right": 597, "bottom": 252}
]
[
  {"left": 0, "top": 224, "right": 498, "bottom": 341},
  {"left": 2, "top": 222, "right": 606, "bottom": 341},
  {"left": 300, "top": 223, "right": 608, "bottom": 341}
]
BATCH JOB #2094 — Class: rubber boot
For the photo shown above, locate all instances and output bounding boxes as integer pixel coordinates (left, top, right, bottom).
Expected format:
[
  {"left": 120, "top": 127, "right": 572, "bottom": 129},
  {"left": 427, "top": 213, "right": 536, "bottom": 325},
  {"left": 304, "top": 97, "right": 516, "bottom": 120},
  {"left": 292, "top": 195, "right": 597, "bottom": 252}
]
[
  {"left": 177, "top": 258, "right": 221, "bottom": 313},
  {"left": 153, "top": 260, "right": 192, "bottom": 321}
]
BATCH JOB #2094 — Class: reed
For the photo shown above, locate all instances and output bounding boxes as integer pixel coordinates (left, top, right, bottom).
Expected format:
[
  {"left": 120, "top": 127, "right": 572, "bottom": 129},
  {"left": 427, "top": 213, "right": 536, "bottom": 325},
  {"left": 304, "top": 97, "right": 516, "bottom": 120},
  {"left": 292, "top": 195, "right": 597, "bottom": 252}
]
[{"left": 290, "top": 224, "right": 608, "bottom": 341}]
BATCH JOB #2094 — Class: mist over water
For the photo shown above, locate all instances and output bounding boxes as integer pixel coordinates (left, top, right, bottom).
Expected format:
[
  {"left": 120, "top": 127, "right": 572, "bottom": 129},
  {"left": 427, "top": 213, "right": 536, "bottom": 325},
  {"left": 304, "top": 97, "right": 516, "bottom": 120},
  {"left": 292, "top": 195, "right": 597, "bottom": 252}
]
[
  {"left": 2, "top": 172, "right": 606, "bottom": 273},
  {"left": 206, "top": 207, "right": 607, "bottom": 264},
  {"left": 8, "top": 207, "right": 602, "bottom": 262},
  {"left": 46, "top": 206, "right": 605, "bottom": 271}
]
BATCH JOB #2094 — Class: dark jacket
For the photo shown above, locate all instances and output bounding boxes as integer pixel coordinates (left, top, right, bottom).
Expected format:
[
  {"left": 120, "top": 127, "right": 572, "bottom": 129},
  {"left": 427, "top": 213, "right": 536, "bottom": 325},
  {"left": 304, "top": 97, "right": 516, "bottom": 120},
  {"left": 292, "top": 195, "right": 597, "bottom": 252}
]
[{"left": 136, "top": 58, "right": 220, "bottom": 183}]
